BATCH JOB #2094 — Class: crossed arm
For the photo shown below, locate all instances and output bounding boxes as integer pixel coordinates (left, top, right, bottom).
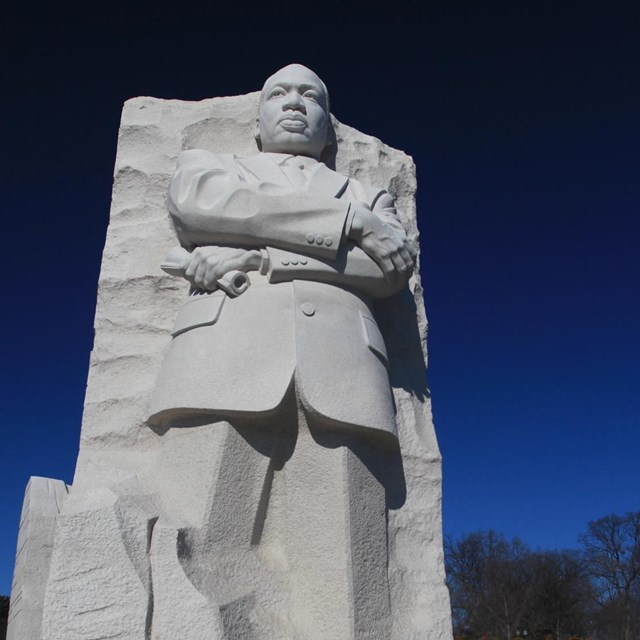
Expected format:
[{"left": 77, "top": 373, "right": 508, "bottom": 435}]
[{"left": 167, "top": 149, "right": 416, "bottom": 298}]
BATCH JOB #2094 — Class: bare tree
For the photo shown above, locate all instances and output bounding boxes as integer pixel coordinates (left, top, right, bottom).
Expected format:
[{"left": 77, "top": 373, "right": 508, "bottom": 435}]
[
  {"left": 526, "top": 550, "right": 592, "bottom": 640},
  {"left": 446, "top": 534, "right": 593, "bottom": 640},
  {"left": 446, "top": 531, "right": 537, "bottom": 639},
  {"left": 0, "top": 595, "right": 9, "bottom": 640},
  {"left": 579, "top": 512, "right": 640, "bottom": 640}
]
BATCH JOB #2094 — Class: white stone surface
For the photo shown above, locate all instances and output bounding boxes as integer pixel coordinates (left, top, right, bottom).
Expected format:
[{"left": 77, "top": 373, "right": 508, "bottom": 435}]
[
  {"left": 9, "top": 67, "right": 452, "bottom": 640},
  {"left": 149, "top": 522, "right": 223, "bottom": 639},
  {"left": 7, "top": 477, "right": 68, "bottom": 640},
  {"left": 41, "top": 485, "right": 155, "bottom": 640}
]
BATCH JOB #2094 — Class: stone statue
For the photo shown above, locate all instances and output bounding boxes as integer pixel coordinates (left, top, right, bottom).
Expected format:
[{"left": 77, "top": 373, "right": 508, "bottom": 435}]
[
  {"left": 7, "top": 64, "right": 452, "bottom": 640},
  {"left": 142, "top": 64, "right": 417, "bottom": 637},
  {"left": 148, "top": 63, "right": 414, "bottom": 436}
]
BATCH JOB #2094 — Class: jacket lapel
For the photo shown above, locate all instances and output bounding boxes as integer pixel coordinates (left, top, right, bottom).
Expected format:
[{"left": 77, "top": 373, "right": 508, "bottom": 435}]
[
  {"left": 238, "top": 154, "right": 291, "bottom": 188},
  {"left": 306, "top": 162, "right": 349, "bottom": 199},
  {"left": 239, "top": 153, "right": 350, "bottom": 199}
]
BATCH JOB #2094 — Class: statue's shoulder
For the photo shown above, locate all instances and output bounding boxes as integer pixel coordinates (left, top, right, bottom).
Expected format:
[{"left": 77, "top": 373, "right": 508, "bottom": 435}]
[
  {"left": 344, "top": 173, "right": 389, "bottom": 208},
  {"left": 236, "top": 152, "right": 273, "bottom": 169},
  {"left": 175, "top": 149, "right": 239, "bottom": 172},
  {"left": 234, "top": 152, "right": 287, "bottom": 182}
]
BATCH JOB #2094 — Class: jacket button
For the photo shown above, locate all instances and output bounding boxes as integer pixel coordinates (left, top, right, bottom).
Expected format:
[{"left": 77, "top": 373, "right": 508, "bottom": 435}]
[
  {"left": 290, "top": 258, "right": 298, "bottom": 265},
  {"left": 306, "top": 233, "right": 315, "bottom": 243},
  {"left": 324, "top": 236, "right": 333, "bottom": 247},
  {"left": 300, "top": 258, "right": 308, "bottom": 265},
  {"left": 301, "top": 303, "right": 315, "bottom": 316},
  {"left": 315, "top": 235, "right": 324, "bottom": 245},
  {"left": 280, "top": 258, "right": 290, "bottom": 266}
]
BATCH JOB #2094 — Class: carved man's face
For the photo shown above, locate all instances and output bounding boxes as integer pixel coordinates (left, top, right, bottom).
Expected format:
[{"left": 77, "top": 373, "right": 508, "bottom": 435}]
[{"left": 258, "top": 64, "right": 329, "bottom": 160}]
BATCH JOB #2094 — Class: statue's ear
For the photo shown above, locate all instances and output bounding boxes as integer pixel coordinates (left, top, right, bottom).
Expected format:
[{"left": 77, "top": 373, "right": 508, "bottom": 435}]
[
  {"left": 254, "top": 118, "right": 262, "bottom": 151},
  {"left": 320, "top": 115, "right": 338, "bottom": 169},
  {"left": 325, "top": 115, "right": 336, "bottom": 149}
]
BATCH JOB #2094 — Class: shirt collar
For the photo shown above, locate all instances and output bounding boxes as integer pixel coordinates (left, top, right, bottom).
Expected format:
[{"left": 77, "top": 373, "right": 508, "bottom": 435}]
[{"left": 264, "top": 152, "right": 320, "bottom": 170}]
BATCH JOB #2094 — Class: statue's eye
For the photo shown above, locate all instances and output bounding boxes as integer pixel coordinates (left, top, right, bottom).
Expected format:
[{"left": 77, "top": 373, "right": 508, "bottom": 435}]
[
  {"left": 270, "top": 88, "right": 286, "bottom": 99},
  {"left": 304, "top": 92, "right": 318, "bottom": 102}
]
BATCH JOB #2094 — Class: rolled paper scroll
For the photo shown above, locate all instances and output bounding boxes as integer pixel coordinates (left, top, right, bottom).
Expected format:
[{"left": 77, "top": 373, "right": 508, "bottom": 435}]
[{"left": 161, "top": 246, "right": 251, "bottom": 297}]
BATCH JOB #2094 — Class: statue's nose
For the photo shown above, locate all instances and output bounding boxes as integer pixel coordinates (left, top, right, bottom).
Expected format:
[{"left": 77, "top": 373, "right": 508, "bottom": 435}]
[{"left": 283, "top": 90, "right": 306, "bottom": 112}]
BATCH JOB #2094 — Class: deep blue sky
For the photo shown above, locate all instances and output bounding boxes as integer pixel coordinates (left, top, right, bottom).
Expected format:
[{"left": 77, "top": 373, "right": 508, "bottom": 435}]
[{"left": 1, "top": 2, "right": 638, "bottom": 595}]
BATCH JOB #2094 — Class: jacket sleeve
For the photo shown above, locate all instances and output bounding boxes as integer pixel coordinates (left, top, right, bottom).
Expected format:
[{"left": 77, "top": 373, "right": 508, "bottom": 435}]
[
  {"left": 266, "top": 190, "right": 414, "bottom": 299},
  {"left": 168, "top": 149, "right": 349, "bottom": 259},
  {"left": 265, "top": 243, "right": 402, "bottom": 299}
]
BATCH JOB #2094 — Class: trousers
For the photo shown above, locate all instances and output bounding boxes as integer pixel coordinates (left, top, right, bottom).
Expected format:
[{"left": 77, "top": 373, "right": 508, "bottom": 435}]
[{"left": 150, "top": 387, "right": 397, "bottom": 640}]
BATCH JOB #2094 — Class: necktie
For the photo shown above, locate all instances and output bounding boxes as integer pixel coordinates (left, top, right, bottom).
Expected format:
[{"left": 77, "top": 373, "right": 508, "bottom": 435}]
[{"left": 281, "top": 157, "right": 308, "bottom": 189}]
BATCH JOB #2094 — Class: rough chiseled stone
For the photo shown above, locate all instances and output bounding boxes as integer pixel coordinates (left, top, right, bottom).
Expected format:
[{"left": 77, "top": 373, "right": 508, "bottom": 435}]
[{"left": 8, "top": 84, "right": 452, "bottom": 639}]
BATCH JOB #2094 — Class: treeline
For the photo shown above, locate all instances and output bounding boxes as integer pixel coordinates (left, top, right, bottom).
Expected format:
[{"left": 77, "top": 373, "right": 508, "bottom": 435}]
[
  {"left": 445, "top": 511, "right": 640, "bottom": 640},
  {"left": 0, "top": 595, "right": 8, "bottom": 640}
]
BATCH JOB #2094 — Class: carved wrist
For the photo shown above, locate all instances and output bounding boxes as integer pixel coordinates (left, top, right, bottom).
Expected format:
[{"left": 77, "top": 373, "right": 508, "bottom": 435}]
[
  {"left": 259, "top": 248, "right": 270, "bottom": 275},
  {"left": 347, "top": 206, "right": 365, "bottom": 242},
  {"left": 344, "top": 204, "right": 357, "bottom": 241}
]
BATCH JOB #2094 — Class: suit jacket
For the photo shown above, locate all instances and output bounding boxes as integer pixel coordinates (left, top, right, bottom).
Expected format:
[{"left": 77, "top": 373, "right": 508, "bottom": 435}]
[{"left": 148, "top": 151, "right": 410, "bottom": 439}]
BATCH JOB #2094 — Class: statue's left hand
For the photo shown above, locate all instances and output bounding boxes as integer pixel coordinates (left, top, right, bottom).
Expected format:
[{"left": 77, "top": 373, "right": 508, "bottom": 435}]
[
  {"left": 347, "top": 206, "right": 415, "bottom": 289},
  {"left": 184, "top": 246, "right": 262, "bottom": 292}
]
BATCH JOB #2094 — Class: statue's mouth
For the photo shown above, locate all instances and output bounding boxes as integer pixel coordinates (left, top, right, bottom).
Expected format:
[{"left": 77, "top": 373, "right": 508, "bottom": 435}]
[
  {"left": 279, "top": 112, "right": 306, "bottom": 123},
  {"left": 279, "top": 117, "right": 307, "bottom": 132}
]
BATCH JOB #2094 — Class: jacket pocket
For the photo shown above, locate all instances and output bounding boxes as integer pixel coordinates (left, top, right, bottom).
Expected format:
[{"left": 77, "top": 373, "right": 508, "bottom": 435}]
[
  {"left": 360, "top": 312, "right": 389, "bottom": 367},
  {"left": 171, "top": 292, "right": 226, "bottom": 337}
]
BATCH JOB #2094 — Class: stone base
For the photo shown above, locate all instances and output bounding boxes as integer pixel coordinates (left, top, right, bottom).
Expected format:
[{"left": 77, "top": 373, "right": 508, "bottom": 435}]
[
  {"left": 14, "top": 396, "right": 403, "bottom": 639},
  {"left": 7, "top": 477, "right": 68, "bottom": 640}
]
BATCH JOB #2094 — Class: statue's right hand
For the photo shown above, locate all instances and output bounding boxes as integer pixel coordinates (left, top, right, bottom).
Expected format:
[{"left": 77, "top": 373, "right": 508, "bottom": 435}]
[{"left": 184, "top": 246, "right": 262, "bottom": 292}]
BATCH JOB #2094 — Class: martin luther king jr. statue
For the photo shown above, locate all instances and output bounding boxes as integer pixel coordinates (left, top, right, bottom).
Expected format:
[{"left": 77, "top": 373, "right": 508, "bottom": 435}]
[
  {"left": 145, "top": 63, "right": 416, "bottom": 637},
  {"left": 147, "top": 63, "right": 415, "bottom": 434}
]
